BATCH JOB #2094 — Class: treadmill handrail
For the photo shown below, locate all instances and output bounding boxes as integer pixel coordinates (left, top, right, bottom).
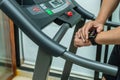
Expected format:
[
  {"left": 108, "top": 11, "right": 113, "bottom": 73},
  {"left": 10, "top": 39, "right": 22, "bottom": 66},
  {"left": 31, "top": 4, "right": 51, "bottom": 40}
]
[
  {"left": 62, "top": 51, "right": 118, "bottom": 76},
  {"left": 0, "top": 0, "right": 118, "bottom": 76},
  {"left": 72, "top": 0, "right": 120, "bottom": 27}
]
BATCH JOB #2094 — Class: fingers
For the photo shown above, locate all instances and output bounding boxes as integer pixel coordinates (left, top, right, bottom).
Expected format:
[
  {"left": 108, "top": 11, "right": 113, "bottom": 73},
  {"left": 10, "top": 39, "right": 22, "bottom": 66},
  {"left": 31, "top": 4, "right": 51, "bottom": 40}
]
[
  {"left": 75, "top": 29, "right": 81, "bottom": 39},
  {"left": 78, "top": 29, "right": 86, "bottom": 42},
  {"left": 74, "top": 29, "right": 91, "bottom": 47},
  {"left": 75, "top": 22, "right": 93, "bottom": 43},
  {"left": 74, "top": 37, "right": 91, "bottom": 47},
  {"left": 74, "top": 20, "right": 104, "bottom": 48},
  {"left": 84, "top": 22, "right": 93, "bottom": 39},
  {"left": 81, "top": 22, "right": 93, "bottom": 40},
  {"left": 74, "top": 38, "right": 81, "bottom": 47},
  {"left": 96, "top": 24, "right": 104, "bottom": 33},
  {"left": 74, "top": 29, "right": 84, "bottom": 47},
  {"left": 81, "top": 21, "right": 104, "bottom": 40}
]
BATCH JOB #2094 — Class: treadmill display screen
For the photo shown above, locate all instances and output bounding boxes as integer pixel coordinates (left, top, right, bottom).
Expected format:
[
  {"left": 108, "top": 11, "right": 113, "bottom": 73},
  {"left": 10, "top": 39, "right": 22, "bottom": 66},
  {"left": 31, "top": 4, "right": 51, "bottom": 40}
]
[{"left": 49, "top": 0, "right": 63, "bottom": 8}]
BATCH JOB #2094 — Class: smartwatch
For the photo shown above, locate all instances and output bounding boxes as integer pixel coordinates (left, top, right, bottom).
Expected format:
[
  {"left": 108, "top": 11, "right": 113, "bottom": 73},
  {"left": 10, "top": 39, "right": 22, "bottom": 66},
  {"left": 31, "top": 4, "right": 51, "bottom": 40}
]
[{"left": 88, "top": 29, "right": 98, "bottom": 45}]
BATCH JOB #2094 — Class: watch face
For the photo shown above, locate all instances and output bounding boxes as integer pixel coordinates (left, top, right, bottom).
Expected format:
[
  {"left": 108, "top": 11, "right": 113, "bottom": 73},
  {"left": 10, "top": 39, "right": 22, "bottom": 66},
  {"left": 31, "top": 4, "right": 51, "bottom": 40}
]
[
  {"left": 88, "top": 29, "right": 98, "bottom": 45},
  {"left": 89, "top": 29, "right": 97, "bottom": 38}
]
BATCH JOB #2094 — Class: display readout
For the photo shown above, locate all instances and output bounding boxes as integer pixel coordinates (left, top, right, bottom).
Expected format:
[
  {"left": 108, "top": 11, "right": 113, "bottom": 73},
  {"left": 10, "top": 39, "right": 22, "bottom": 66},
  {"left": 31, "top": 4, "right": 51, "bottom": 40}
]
[{"left": 49, "top": 0, "right": 64, "bottom": 8}]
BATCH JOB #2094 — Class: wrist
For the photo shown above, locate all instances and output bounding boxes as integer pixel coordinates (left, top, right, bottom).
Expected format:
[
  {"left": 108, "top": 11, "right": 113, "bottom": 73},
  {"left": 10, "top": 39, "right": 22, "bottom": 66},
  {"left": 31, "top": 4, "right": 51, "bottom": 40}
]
[
  {"left": 89, "top": 36, "right": 98, "bottom": 45},
  {"left": 88, "top": 29, "right": 99, "bottom": 45},
  {"left": 95, "top": 17, "right": 107, "bottom": 24},
  {"left": 95, "top": 19, "right": 106, "bottom": 24}
]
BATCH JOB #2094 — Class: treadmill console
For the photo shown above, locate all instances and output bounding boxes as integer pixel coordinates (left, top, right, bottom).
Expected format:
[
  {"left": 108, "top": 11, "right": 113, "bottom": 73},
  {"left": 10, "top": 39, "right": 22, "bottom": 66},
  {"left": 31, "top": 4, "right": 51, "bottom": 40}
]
[
  {"left": 21, "top": 0, "right": 81, "bottom": 29},
  {"left": 34, "top": 0, "right": 64, "bottom": 7},
  {"left": 26, "top": 0, "right": 72, "bottom": 15}
]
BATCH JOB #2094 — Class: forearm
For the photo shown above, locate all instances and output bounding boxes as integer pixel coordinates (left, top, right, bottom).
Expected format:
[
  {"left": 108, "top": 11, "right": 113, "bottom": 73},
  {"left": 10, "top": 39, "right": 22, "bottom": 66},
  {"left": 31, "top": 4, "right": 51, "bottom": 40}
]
[
  {"left": 95, "top": 27, "right": 120, "bottom": 45},
  {"left": 96, "top": 0, "right": 120, "bottom": 24}
]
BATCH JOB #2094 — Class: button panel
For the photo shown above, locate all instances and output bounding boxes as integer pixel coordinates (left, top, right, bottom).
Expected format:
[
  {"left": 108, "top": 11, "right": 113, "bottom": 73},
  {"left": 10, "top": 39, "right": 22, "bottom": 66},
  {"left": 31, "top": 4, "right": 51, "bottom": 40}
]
[{"left": 27, "top": 5, "right": 43, "bottom": 15}]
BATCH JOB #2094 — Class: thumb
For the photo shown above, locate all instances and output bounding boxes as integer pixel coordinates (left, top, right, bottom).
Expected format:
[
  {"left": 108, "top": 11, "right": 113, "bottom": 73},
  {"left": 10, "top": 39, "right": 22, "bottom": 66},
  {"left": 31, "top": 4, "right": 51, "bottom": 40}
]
[{"left": 97, "top": 27, "right": 103, "bottom": 33}]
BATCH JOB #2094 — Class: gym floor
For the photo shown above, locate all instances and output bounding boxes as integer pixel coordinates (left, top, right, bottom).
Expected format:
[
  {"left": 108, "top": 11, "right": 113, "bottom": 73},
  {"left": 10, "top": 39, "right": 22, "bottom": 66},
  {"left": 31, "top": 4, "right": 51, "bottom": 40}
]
[
  {"left": 12, "top": 76, "right": 60, "bottom": 80},
  {"left": 12, "top": 70, "right": 60, "bottom": 80},
  {"left": 12, "top": 70, "right": 85, "bottom": 80}
]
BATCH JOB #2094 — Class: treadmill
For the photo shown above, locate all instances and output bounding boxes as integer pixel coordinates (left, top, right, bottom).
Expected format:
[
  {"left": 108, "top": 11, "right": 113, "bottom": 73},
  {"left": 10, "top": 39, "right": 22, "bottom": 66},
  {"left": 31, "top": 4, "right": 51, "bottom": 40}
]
[{"left": 0, "top": 0, "right": 119, "bottom": 80}]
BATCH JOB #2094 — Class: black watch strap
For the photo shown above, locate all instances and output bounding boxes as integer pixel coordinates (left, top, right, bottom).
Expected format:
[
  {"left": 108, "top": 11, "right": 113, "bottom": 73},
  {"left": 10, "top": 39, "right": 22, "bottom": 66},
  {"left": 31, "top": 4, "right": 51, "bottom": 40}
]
[{"left": 88, "top": 29, "right": 98, "bottom": 45}]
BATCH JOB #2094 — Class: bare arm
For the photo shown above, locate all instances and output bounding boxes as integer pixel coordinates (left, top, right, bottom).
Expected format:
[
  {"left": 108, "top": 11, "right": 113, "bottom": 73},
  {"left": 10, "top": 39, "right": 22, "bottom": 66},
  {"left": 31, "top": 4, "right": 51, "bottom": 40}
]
[
  {"left": 80, "top": 0, "right": 120, "bottom": 41},
  {"left": 74, "top": 0, "right": 120, "bottom": 47},
  {"left": 74, "top": 27, "right": 120, "bottom": 47},
  {"left": 94, "top": 0, "right": 120, "bottom": 45},
  {"left": 95, "top": 27, "right": 120, "bottom": 45},
  {"left": 96, "top": 0, "right": 120, "bottom": 24}
]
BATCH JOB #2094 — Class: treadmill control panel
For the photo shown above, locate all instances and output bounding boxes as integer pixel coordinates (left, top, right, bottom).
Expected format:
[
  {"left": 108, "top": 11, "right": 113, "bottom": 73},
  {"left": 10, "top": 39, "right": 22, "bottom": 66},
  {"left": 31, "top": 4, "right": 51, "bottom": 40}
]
[
  {"left": 26, "top": 0, "right": 72, "bottom": 15},
  {"left": 22, "top": 0, "right": 81, "bottom": 29}
]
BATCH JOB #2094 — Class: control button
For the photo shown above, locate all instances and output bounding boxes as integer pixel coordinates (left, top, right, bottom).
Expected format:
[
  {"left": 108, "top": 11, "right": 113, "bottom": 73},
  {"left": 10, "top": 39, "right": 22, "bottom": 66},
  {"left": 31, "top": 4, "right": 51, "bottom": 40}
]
[
  {"left": 32, "top": 6, "right": 40, "bottom": 12},
  {"left": 40, "top": 4, "right": 47, "bottom": 9},
  {"left": 66, "top": 11, "right": 73, "bottom": 17},
  {"left": 45, "top": 9, "right": 53, "bottom": 15},
  {"left": 27, "top": 5, "right": 43, "bottom": 15}
]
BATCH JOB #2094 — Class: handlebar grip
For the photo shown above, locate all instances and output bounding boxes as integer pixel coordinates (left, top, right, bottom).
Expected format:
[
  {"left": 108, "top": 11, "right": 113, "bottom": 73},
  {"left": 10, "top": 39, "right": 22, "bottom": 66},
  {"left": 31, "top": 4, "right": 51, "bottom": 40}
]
[
  {"left": 62, "top": 51, "right": 118, "bottom": 76},
  {"left": 72, "top": 0, "right": 120, "bottom": 27},
  {"left": 105, "top": 21, "right": 120, "bottom": 27},
  {"left": 72, "top": 0, "right": 95, "bottom": 19},
  {"left": 74, "top": 6, "right": 95, "bottom": 20}
]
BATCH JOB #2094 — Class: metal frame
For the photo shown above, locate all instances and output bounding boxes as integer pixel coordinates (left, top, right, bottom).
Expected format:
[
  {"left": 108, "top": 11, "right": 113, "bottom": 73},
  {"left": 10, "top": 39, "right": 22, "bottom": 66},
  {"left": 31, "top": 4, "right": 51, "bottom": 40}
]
[
  {"left": 61, "top": 19, "right": 86, "bottom": 80},
  {"left": 33, "top": 23, "right": 70, "bottom": 80}
]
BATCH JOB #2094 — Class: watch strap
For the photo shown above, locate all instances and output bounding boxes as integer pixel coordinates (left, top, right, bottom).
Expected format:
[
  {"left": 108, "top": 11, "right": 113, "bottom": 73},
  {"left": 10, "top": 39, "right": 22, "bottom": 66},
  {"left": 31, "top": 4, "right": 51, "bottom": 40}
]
[{"left": 88, "top": 29, "right": 98, "bottom": 45}]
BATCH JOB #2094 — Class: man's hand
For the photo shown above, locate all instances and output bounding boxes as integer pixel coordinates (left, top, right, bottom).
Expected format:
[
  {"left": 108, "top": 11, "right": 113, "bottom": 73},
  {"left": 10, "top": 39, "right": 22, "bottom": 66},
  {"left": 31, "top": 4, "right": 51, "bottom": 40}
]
[
  {"left": 74, "top": 20, "right": 104, "bottom": 47},
  {"left": 74, "top": 29, "right": 91, "bottom": 47},
  {"left": 81, "top": 20, "right": 104, "bottom": 41}
]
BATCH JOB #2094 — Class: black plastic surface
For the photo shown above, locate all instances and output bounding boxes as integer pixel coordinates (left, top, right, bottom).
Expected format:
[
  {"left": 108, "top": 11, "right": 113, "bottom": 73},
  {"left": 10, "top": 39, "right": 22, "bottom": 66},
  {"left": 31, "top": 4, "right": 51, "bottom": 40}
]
[
  {"left": 21, "top": 0, "right": 77, "bottom": 29},
  {"left": 62, "top": 51, "right": 118, "bottom": 76}
]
